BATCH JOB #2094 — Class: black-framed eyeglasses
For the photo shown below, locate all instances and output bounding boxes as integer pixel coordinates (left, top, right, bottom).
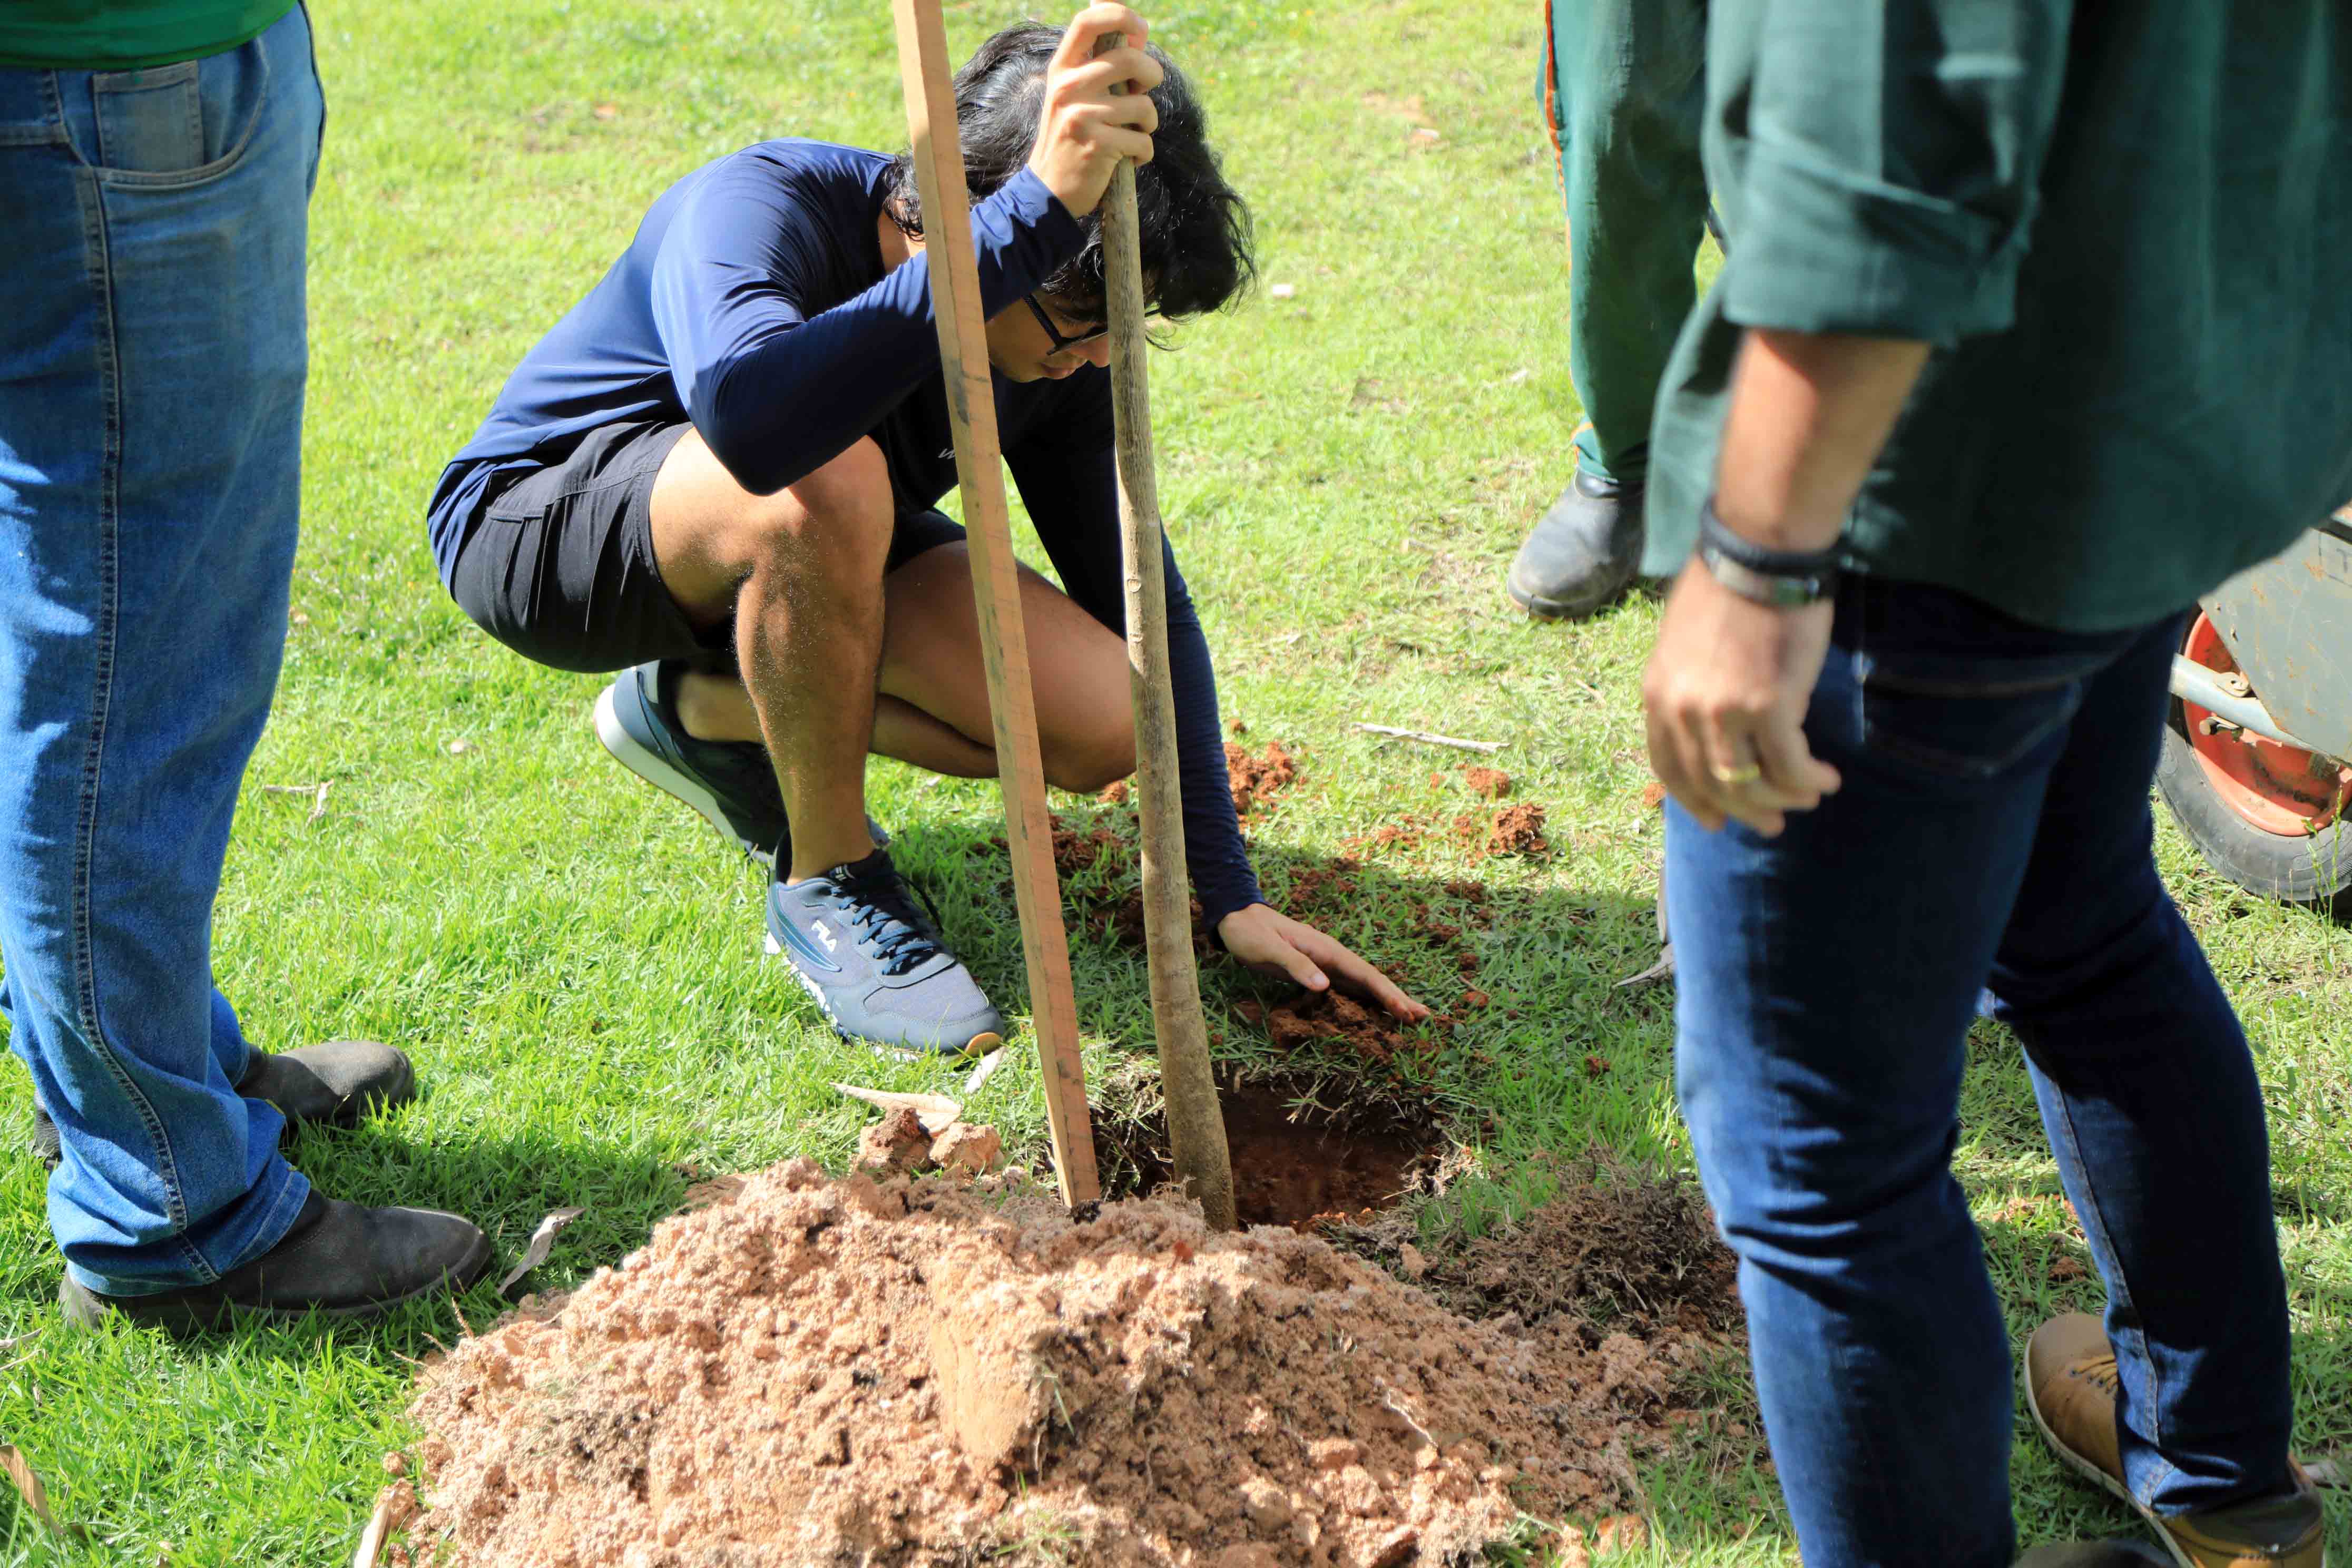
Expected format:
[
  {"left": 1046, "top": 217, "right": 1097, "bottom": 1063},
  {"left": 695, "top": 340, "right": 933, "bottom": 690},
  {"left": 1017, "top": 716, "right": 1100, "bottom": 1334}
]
[{"left": 1024, "top": 293, "right": 1109, "bottom": 353}]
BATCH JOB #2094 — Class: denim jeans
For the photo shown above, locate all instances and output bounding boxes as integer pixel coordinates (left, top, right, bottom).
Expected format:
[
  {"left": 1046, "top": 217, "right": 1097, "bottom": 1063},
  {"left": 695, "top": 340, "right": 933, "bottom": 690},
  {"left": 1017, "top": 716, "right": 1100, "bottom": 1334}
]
[
  {"left": 1541, "top": 0, "right": 1709, "bottom": 485},
  {"left": 1667, "top": 577, "right": 2292, "bottom": 1568},
  {"left": 0, "top": 5, "right": 324, "bottom": 1296}
]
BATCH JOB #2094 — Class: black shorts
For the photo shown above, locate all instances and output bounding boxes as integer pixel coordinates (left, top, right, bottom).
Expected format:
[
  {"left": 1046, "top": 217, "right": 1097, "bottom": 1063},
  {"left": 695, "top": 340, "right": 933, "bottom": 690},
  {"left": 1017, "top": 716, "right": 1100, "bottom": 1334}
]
[{"left": 445, "top": 418, "right": 970, "bottom": 674}]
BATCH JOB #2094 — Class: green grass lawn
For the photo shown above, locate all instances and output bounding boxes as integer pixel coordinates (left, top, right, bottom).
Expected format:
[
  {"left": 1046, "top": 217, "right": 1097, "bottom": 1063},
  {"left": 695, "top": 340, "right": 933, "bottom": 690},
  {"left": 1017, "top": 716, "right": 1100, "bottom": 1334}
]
[{"left": 4, "top": 0, "right": 2349, "bottom": 1562}]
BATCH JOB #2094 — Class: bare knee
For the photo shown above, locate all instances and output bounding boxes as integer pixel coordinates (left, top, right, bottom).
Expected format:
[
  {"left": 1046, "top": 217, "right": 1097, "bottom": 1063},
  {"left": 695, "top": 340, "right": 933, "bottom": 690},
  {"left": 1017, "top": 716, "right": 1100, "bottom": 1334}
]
[{"left": 733, "top": 438, "right": 895, "bottom": 590}]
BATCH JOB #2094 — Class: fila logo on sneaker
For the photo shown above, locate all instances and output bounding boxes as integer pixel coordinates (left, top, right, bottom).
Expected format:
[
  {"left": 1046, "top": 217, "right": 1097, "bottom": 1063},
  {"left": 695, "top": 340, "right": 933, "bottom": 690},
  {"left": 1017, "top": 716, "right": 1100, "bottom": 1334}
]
[{"left": 812, "top": 919, "right": 839, "bottom": 953}]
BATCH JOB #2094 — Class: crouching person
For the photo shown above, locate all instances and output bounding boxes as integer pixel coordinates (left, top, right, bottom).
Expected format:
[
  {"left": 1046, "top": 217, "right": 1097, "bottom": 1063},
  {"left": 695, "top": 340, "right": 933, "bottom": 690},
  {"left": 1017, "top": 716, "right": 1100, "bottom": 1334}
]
[{"left": 427, "top": 5, "right": 1424, "bottom": 1054}]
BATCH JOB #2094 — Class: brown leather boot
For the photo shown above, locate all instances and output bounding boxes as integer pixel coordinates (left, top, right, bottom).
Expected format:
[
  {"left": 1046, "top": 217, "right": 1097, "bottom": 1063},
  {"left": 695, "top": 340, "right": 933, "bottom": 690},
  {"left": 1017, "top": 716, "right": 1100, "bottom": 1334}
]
[
  {"left": 59, "top": 1190, "right": 492, "bottom": 1332},
  {"left": 2024, "top": 1314, "right": 2326, "bottom": 1568},
  {"left": 31, "top": 1040, "right": 415, "bottom": 1170}
]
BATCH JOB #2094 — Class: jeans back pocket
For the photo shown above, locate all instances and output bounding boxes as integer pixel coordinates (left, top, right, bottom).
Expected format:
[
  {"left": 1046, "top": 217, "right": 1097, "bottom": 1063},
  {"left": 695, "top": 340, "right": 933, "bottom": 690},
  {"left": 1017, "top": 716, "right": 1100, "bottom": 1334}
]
[
  {"left": 1847, "top": 577, "right": 2136, "bottom": 781},
  {"left": 1859, "top": 666, "right": 2088, "bottom": 780}
]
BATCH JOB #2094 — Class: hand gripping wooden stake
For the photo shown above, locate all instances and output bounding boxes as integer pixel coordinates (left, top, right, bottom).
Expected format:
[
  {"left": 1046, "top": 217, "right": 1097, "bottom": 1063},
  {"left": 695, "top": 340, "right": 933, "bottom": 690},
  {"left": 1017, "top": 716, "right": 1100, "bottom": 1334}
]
[
  {"left": 890, "top": 0, "right": 1099, "bottom": 1207},
  {"left": 1097, "top": 32, "right": 1239, "bottom": 1231}
]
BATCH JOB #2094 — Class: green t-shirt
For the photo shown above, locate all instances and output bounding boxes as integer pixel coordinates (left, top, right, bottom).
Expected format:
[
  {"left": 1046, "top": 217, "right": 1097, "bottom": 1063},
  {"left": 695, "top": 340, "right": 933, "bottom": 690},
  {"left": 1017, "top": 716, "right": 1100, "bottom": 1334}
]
[
  {"left": 0, "top": 0, "right": 294, "bottom": 70},
  {"left": 1643, "top": 3, "right": 2352, "bottom": 632}
]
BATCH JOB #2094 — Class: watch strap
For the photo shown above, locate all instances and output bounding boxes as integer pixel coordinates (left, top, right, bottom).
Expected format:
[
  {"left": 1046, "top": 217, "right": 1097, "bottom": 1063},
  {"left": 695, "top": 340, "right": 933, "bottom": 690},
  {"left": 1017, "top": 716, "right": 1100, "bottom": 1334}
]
[{"left": 1697, "top": 497, "right": 1840, "bottom": 607}]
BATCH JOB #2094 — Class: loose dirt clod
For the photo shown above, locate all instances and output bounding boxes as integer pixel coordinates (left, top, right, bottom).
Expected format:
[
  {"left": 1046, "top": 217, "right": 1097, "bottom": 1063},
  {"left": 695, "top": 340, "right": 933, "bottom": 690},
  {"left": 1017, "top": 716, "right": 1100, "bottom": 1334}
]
[
  {"left": 1259, "top": 990, "right": 1442, "bottom": 1070},
  {"left": 855, "top": 1106, "right": 934, "bottom": 1174},
  {"left": 1460, "top": 767, "right": 1512, "bottom": 799},
  {"left": 408, "top": 1161, "right": 1691, "bottom": 1567},
  {"left": 1226, "top": 740, "right": 1300, "bottom": 819},
  {"left": 929, "top": 1122, "right": 1003, "bottom": 1175},
  {"left": 1475, "top": 803, "right": 1549, "bottom": 858}
]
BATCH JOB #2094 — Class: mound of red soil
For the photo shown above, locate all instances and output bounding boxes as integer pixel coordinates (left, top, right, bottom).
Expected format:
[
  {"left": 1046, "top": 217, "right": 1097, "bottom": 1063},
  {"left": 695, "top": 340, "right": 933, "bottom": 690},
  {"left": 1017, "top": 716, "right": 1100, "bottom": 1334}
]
[
  {"left": 407, "top": 1163, "right": 1688, "bottom": 1567},
  {"left": 1226, "top": 740, "right": 1299, "bottom": 819}
]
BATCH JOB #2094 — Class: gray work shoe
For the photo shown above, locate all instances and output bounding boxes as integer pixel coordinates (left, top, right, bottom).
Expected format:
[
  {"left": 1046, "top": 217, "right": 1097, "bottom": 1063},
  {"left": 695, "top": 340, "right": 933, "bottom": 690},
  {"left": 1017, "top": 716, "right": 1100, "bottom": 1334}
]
[
  {"left": 30, "top": 1106, "right": 60, "bottom": 1171},
  {"left": 58, "top": 1190, "right": 494, "bottom": 1331},
  {"left": 766, "top": 849, "right": 1005, "bottom": 1055},
  {"left": 1506, "top": 468, "right": 1644, "bottom": 619},
  {"left": 32, "top": 1040, "right": 417, "bottom": 1172}
]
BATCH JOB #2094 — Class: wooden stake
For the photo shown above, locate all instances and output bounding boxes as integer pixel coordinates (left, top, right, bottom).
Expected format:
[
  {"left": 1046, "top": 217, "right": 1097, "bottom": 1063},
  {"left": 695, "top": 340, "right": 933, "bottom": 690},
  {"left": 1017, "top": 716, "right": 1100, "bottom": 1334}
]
[
  {"left": 890, "top": 0, "right": 1099, "bottom": 1206},
  {"left": 1097, "top": 34, "right": 1238, "bottom": 1232}
]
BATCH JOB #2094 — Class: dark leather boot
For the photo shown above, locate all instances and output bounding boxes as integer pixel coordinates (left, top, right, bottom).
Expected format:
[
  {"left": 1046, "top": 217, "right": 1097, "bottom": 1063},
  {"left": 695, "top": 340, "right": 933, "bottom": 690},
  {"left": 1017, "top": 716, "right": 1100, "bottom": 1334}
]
[
  {"left": 31, "top": 1039, "right": 416, "bottom": 1171},
  {"left": 58, "top": 1190, "right": 493, "bottom": 1330},
  {"left": 1506, "top": 468, "right": 1645, "bottom": 620}
]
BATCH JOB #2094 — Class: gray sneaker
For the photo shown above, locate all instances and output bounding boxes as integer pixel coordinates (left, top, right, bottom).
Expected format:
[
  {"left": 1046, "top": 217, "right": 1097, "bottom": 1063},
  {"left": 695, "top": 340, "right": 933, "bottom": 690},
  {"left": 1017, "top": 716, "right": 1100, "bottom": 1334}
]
[
  {"left": 1506, "top": 468, "right": 1645, "bottom": 619},
  {"left": 765, "top": 850, "right": 1004, "bottom": 1055},
  {"left": 594, "top": 659, "right": 889, "bottom": 867}
]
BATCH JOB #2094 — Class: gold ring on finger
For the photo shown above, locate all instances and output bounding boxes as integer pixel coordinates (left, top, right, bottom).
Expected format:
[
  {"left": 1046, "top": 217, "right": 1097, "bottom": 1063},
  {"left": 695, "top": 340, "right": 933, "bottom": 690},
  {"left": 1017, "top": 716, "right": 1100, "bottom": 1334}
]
[{"left": 1710, "top": 761, "right": 1763, "bottom": 786}]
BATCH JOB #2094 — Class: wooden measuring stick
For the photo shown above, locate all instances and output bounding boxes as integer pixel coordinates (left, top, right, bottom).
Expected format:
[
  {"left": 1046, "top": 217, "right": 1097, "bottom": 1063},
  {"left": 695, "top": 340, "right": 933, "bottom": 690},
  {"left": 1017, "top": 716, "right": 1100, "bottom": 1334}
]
[
  {"left": 890, "top": 0, "right": 1099, "bottom": 1206},
  {"left": 1096, "top": 32, "right": 1238, "bottom": 1231}
]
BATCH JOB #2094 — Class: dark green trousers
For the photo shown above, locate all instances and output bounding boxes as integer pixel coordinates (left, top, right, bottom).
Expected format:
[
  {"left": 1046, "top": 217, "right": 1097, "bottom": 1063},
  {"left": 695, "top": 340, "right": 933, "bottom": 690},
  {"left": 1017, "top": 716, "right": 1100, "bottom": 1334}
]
[{"left": 1543, "top": 0, "right": 1710, "bottom": 486}]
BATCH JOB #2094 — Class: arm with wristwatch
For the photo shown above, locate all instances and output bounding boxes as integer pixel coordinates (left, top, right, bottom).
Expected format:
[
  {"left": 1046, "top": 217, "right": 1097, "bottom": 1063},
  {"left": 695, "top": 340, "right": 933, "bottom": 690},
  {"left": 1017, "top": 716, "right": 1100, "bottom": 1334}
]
[{"left": 1641, "top": 328, "right": 1930, "bottom": 837}]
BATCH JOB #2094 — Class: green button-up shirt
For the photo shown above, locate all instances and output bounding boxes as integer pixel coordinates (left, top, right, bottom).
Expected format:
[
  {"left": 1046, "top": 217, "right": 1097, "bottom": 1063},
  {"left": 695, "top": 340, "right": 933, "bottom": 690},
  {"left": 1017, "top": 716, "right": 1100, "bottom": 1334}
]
[
  {"left": 0, "top": 1, "right": 292, "bottom": 70},
  {"left": 1643, "top": 2, "right": 2352, "bottom": 632}
]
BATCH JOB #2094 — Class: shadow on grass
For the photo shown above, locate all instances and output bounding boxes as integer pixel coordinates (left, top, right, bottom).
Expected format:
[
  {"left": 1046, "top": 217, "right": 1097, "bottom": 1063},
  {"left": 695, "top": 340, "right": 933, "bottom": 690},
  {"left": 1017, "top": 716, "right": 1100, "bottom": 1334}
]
[
  {"left": 119, "top": 1115, "right": 707, "bottom": 1359},
  {"left": 891, "top": 802, "right": 1667, "bottom": 1101}
]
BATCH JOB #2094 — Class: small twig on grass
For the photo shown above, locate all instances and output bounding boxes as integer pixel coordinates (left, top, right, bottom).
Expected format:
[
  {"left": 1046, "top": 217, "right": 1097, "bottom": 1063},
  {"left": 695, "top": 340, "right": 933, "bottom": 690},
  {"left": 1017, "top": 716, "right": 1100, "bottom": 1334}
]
[
  {"left": 832, "top": 1083, "right": 960, "bottom": 1134},
  {"left": 0, "top": 1444, "right": 77, "bottom": 1538},
  {"left": 351, "top": 1493, "right": 393, "bottom": 1568},
  {"left": 352, "top": 1479, "right": 419, "bottom": 1568},
  {"left": 1615, "top": 945, "right": 1675, "bottom": 988},
  {"left": 1353, "top": 723, "right": 1502, "bottom": 754},
  {"left": 259, "top": 781, "right": 331, "bottom": 823},
  {"left": 497, "top": 1206, "right": 587, "bottom": 1299},
  {"left": 963, "top": 1047, "right": 1007, "bottom": 1097}
]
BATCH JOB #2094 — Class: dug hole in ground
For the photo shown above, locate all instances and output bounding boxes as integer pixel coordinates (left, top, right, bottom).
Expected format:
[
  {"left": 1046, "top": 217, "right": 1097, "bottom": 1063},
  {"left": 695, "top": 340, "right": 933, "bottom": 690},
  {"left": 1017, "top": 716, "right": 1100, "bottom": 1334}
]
[{"left": 397, "top": 1147, "right": 1739, "bottom": 1566}]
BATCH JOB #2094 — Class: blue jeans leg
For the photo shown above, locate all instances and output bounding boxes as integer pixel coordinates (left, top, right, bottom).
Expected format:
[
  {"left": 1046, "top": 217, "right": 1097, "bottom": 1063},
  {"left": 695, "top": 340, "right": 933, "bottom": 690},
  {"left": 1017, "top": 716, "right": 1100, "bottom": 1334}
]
[
  {"left": 1668, "top": 579, "right": 2290, "bottom": 1566},
  {"left": 0, "top": 6, "right": 323, "bottom": 1295},
  {"left": 1986, "top": 628, "right": 2292, "bottom": 1516}
]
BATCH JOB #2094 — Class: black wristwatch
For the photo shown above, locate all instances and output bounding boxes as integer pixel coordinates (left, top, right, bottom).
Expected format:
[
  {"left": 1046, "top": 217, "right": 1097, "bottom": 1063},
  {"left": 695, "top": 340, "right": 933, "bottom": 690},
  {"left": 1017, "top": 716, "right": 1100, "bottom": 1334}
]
[{"left": 1696, "top": 497, "right": 1841, "bottom": 608}]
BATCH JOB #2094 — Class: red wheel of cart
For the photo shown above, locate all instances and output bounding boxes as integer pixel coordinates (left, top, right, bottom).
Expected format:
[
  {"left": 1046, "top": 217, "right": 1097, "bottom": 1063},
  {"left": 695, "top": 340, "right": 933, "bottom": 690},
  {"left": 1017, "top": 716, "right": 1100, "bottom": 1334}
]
[{"left": 2158, "top": 610, "right": 2352, "bottom": 916}]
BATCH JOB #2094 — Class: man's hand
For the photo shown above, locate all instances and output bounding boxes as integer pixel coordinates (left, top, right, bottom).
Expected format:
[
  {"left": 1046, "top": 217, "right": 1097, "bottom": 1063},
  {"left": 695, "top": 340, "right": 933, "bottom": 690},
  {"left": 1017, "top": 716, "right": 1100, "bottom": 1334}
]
[
  {"left": 1216, "top": 904, "right": 1430, "bottom": 1022},
  {"left": 1643, "top": 328, "right": 1928, "bottom": 836},
  {"left": 1027, "top": 5, "right": 1163, "bottom": 218},
  {"left": 1642, "top": 558, "right": 1841, "bottom": 836}
]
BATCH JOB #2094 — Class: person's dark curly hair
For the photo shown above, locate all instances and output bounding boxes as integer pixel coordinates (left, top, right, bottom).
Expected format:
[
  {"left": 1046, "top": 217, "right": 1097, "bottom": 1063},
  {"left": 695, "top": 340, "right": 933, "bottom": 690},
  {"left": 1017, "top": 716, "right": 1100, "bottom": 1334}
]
[{"left": 884, "top": 23, "right": 1254, "bottom": 321}]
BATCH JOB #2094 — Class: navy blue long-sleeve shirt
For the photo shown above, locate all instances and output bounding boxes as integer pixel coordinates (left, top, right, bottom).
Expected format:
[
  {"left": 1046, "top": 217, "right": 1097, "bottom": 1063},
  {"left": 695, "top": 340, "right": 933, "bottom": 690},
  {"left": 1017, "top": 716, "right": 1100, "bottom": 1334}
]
[{"left": 428, "top": 139, "right": 1263, "bottom": 927}]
